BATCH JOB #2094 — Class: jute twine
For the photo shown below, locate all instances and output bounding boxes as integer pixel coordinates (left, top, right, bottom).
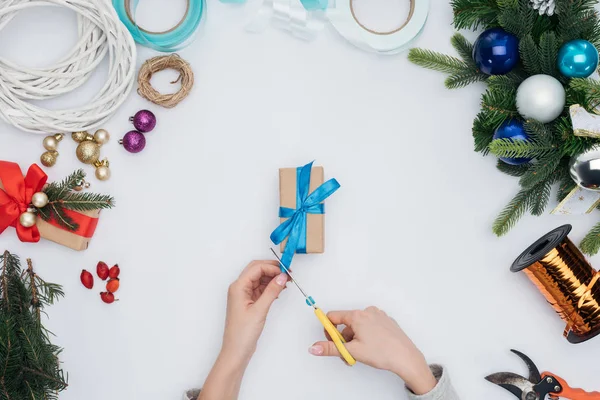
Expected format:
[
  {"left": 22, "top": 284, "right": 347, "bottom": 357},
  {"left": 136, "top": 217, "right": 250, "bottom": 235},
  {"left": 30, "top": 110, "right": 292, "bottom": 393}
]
[{"left": 137, "top": 54, "right": 194, "bottom": 108}]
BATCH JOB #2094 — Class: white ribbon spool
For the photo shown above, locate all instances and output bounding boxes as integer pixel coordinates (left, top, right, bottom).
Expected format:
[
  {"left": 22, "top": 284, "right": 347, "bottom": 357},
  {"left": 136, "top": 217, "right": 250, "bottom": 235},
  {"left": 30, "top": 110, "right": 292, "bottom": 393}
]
[{"left": 327, "top": 0, "right": 429, "bottom": 54}]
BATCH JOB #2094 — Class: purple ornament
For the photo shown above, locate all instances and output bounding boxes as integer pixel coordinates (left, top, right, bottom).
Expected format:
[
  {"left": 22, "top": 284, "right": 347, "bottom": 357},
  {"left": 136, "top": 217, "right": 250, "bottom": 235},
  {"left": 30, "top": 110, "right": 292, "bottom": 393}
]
[
  {"left": 130, "top": 109, "right": 156, "bottom": 133},
  {"left": 119, "top": 130, "right": 146, "bottom": 153}
]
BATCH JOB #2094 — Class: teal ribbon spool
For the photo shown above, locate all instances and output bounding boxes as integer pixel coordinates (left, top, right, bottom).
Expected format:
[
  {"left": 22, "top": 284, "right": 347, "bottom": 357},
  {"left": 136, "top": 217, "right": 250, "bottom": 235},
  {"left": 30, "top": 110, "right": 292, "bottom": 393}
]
[{"left": 112, "top": 0, "right": 205, "bottom": 52}]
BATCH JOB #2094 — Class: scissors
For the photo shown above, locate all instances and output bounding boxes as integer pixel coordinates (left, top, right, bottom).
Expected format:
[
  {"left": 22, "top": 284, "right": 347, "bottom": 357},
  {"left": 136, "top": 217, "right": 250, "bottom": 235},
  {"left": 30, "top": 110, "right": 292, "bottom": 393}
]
[{"left": 270, "top": 248, "right": 356, "bottom": 366}]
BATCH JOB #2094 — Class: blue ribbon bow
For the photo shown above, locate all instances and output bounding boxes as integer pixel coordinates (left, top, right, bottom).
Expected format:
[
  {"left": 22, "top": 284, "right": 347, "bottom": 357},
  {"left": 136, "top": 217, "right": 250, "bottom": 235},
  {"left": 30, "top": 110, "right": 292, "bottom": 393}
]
[{"left": 270, "top": 162, "right": 340, "bottom": 270}]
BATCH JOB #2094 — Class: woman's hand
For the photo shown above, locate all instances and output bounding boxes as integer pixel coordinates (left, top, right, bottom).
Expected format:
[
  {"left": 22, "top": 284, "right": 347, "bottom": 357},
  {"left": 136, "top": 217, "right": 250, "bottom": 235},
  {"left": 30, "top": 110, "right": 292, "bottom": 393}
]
[
  {"left": 308, "top": 306, "right": 438, "bottom": 395},
  {"left": 221, "top": 260, "right": 288, "bottom": 365}
]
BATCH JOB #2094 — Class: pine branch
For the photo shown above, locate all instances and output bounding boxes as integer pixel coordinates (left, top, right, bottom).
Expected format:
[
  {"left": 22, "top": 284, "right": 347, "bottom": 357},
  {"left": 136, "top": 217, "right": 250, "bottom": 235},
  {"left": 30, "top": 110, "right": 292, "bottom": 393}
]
[
  {"left": 445, "top": 69, "right": 487, "bottom": 88},
  {"left": 569, "top": 78, "right": 600, "bottom": 110},
  {"left": 496, "top": 159, "right": 531, "bottom": 176},
  {"left": 498, "top": 0, "right": 534, "bottom": 38},
  {"left": 528, "top": 179, "right": 553, "bottom": 215},
  {"left": 539, "top": 31, "right": 559, "bottom": 77},
  {"left": 524, "top": 120, "right": 554, "bottom": 144},
  {"left": 493, "top": 186, "right": 534, "bottom": 236},
  {"left": 519, "top": 151, "right": 563, "bottom": 188},
  {"left": 473, "top": 110, "right": 503, "bottom": 154},
  {"left": 519, "top": 34, "right": 541, "bottom": 75},
  {"left": 407, "top": 49, "right": 471, "bottom": 74},
  {"left": 487, "top": 75, "right": 521, "bottom": 92},
  {"left": 52, "top": 193, "right": 114, "bottom": 212},
  {"left": 556, "top": 161, "right": 577, "bottom": 201},
  {"left": 581, "top": 221, "right": 600, "bottom": 255},
  {"left": 481, "top": 89, "right": 518, "bottom": 120},
  {"left": 451, "top": 0, "right": 499, "bottom": 30},
  {"left": 48, "top": 205, "right": 77, "bottom": 231},
  {"left": 450, "top": 33, "right": 475, "bottom": 66},
  {"left": 488, "top": 138, "right": 555, "bottom": 158},
  {"left": 43, "top": 170, "right": 86, "bottom": 202}
]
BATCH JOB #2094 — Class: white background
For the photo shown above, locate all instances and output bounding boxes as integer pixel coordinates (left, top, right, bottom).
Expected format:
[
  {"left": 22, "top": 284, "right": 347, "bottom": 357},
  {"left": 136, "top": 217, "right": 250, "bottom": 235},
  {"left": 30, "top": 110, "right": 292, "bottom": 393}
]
[{"left": 1, "top": 1, "right": 600, "bottom": 399}]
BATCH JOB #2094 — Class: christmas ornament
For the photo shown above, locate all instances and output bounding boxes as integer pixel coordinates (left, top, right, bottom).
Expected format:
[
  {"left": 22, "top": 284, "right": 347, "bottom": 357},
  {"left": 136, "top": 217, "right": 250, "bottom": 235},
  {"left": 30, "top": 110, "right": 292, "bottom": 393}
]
[
  {"left": 76, "top": 140, "right": 101, "bottom": 164},
  {"left": 80, "top": 270, "right": 94, "bottom": 289},
  {"left": 31, "top": 192, "right": 49, "bottom": 208},
  {"left": 119, "top": 130, "right": 146, "bottom": 153},
  {"left": 93, "top": 129, "right": 111, "bottom": 145},
  {"left": 100, "top": 291, "right": 116, "bottom": 304},
  {"left": 557, "top": 39, "right": 599, "bottom": 78},
  {"left": 106, "top": 278, "right": 120, "bottom": 293},
  {"left": 130, "top": 110, "right": 156, "bottom": 133},
  {"left": 72, "top": 131, "right": 94, "bottom": 143},
  {"left": 40, "top": 151, "right": 58, "bottom": 167},
  {"left": 530, "top": 0, "right": 555, "bottom": 15},
  {"left": 19, "top": 211, "right": 36, "bottom": 228},
  {"left": 97, "top": 261, "right": 109, "bottom": 280},
  {"left": 73, "top": 179, "right": 91, "bottom": 192},
  {"left": 472, "top": 28, "right": 520, "bottom": 75},
  {"left": 493, "top": 119, "right": 531, "bottom": 165},
  {"left": 108, "top": 264, "right": 120, "bottom": 279},
  {"left": 516, "top": 74, "right": 565, "bottom": 123},
  {"left": 94, "top": 159, "right": 111, "bottom": 181},
  {"left": 569, "top": 147, "right": 600, "bottom": 191},
  {"left": 43, "top": 133, "right": 63, "bottom": 151}
]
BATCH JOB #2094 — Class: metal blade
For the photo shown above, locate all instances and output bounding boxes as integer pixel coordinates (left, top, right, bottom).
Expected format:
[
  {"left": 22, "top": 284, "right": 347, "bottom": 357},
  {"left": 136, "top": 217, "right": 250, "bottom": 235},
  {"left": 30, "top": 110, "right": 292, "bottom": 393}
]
[
  {"left": 511, "top": 349, "right": 542, "bottom": 383},
  {"left": 269, "top": 248, "right": 315, "bottom": 307},
  {"left": 486, "top": 372, "right": 537, "bottom": 400}
]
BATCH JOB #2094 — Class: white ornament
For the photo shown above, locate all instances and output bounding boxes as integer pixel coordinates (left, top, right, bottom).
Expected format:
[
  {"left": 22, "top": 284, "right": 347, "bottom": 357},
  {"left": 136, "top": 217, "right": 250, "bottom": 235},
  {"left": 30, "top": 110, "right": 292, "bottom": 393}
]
[
  {"left": 95, "top": 166, "right": 111, "bottom": 181},
  {"left": 19, "top": 211, "right": 36, "bottom": 228},
  {"left": 530, "top": 0, "right": 556, "bottom": 16},
  {"left": 31, "top": 192, "right": 49, "bottom": 208},
  {"left": 516, "top": 74, "right": 565, "bottom": 123},
  {"left": 93, "top": 129, "right": 110, "bottom": 145}
]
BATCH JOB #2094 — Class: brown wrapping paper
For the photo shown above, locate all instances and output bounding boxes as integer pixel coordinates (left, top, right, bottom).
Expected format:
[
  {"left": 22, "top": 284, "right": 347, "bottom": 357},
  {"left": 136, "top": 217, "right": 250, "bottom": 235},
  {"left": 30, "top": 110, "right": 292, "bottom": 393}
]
[
  {"left": 279, "top": 166, "right": 324, "bottom": 254},
  {"left": 0, "top": 181, "right": 100, "bottom": 251}
]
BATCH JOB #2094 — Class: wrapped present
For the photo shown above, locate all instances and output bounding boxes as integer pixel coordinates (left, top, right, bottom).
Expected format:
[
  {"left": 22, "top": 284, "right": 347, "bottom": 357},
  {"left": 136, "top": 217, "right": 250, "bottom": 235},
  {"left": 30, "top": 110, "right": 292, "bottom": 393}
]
[
  {"left": 0, "top": 161, "right": 113, "bottom": 251},
  {"left": 270, "top": 161, "right": 340, "bottom": 269}
]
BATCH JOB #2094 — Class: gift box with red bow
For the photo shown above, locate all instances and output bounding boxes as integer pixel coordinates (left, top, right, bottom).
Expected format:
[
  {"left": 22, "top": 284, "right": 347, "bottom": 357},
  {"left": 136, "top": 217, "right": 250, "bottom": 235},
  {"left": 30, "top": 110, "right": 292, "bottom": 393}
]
[{"left": 0, "top": 161, "right": 114, "bottom": 251}]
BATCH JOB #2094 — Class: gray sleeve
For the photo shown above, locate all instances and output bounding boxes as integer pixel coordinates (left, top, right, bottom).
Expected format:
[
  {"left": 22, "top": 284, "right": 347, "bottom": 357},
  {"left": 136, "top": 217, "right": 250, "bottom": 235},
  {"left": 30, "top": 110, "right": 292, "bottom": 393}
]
[
  {"left": 183, "top": 389, "right": 201, "bottom": 400},
  {"left": 405, "top": 365, "right": 459, "bottom": 400}
]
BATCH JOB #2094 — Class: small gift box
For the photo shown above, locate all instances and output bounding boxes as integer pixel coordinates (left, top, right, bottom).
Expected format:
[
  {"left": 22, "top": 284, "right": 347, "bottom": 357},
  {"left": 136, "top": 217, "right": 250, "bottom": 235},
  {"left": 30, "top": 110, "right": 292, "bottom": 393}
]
[
  {"left": 271, "top": 161, "right": 340, "bottom": 269},
  {"left": 0, "top": 161, "right": 112, "bottom": 251}
]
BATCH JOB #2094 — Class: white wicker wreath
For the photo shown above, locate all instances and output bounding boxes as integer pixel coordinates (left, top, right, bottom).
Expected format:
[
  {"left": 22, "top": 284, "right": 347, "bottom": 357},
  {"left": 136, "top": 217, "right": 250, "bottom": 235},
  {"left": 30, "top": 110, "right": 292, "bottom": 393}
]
[{"left": 0, "top": 0, "right": 136, "bottom": 134}]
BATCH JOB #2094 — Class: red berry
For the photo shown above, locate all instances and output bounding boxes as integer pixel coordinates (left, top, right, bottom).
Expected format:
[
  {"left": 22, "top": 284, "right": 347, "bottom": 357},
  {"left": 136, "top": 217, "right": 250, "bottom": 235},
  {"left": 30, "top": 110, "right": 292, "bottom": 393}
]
[
  {"left": 80, "top": 270, "right": 93, "bottom": 289},
  {"left": 100, "top": 292, "right": 115, "bottom": 304},
  {"left": 97, "top": 261, "right": 109, "bottom": 280},
  {"left": 108, "top": 264, "right": 120, "bottom": 279},
  {"left": 106, "top": 278, "right": 120, "bottom": 293}
]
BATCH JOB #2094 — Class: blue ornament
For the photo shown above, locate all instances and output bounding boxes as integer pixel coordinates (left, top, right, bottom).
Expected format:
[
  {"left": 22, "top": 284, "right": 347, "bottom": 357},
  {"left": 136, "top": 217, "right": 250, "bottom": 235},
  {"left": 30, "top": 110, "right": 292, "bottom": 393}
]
[
  {"left": 493, "top": 119, "right": 531, "bottom": 165},
  {"left": 557, "top": 39, "right": 599, "bottom": 78},
  {"left": 473, "top": 28, "right": 520, "bottom": 75}
]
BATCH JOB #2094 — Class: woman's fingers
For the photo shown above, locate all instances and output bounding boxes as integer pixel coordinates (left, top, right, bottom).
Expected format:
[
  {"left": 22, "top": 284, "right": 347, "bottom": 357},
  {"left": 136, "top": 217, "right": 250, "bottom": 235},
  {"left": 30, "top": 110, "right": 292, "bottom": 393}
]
[{"left": 326, "top": 310, "right": 355, "bottom": 326}]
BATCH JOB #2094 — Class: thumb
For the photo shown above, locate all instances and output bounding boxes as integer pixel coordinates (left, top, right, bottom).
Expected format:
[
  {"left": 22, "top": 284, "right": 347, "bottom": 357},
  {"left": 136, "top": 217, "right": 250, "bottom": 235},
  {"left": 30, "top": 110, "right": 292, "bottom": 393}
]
[
  {"left": 309, "top": 340, "right": 360, "bottom": 359},
  {"left": 254, "top": 273, "right": 288, "bottom": 313}
]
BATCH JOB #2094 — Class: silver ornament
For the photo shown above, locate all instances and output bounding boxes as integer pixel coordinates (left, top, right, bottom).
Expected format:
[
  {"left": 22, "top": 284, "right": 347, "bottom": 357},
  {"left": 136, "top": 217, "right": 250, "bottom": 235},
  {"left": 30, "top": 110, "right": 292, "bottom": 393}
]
[
  {"left": 530, "top": 0, "right": 556, "bottom": 16},
  {"left": 31, "top": 192, "right": 49, "bottom": 208},
  {"left": 516, "top": 74, "right": 565, "bottom": 123},
  {"left": 570, "top": 147, "right": 600, "bottom": 191},
  {"left": 19, "top": 211, "right": 36, "bottom": 228}
]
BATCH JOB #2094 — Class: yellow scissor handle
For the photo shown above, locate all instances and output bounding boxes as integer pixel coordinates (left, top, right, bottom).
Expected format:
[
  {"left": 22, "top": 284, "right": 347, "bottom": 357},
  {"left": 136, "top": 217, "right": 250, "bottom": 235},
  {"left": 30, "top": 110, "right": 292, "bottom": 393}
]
[{"left": 314, "top": 308, "right": 356, "bottom": 366}]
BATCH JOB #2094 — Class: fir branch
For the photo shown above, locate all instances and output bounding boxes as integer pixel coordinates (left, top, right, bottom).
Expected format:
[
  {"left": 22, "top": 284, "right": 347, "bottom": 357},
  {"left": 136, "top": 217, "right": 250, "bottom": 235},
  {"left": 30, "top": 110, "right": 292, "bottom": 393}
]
[
  {"left": 48, "top": 205, "right": 77, "bottom": 231},
  {"left": 407, "top": 49, "right": 470, "bottom": 74},
  {"left": 445, "top": 69, "right": 487, "bottom": 89},
  {"left": 539, "top": 31, "right": 559, "bottom": 78},
  {"left": 519, "top": 150, "right": 562, "bottom": 188},
  {"left": 496, "top": 160, "right": 531, "bottom": 176},
  {"left": 556, "top": 162, "right": 577, "bottom": 201},
  {"left": 451, "top": 0, "right": 499, "bottom": 30},
  {"left": 493, "top": 186, "right": 534, "bottom": 236},
  {"left": 487, "top": 75, "right": 521, "bottom": 92},
  {"left": 450, "top": 33, "right": 475, "bottom": 66},
  {"left": 43, "top": 170, "right": 86, "bottom": 202},
  {"left": 569, "top": 78, "right": 600, "bottom": 110},
  {"left": 519, "top": 34, "right": 541, "bottom": 75},
  {"left": 473, "top": 110, "right": 502, "bottom": 154},
  {"left": 51, "top": 193, "right": 114, "bottom": 212},
  {"left": 524, "top": 120, "right": 554, "bottom": 144},
  {"left": 481, "top": 88, "right": 518, "bottom": 120},
  {"left": 497, "top": 0, "right": 534, "bottom": 38},
  {"left": 528, "top": 179, "right": 553, "bottom": 215},
  {"left": 581, "top": 221, "right": 600, "bottom": 255},
  {"left": 488, "top": 138, "right": 555, "bottom": 158}
]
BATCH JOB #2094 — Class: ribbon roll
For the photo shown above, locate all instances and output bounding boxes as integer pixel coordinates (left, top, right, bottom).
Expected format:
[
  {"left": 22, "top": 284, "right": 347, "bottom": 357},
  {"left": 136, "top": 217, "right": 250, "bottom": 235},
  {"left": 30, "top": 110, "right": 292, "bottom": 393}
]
[
  {"left": 113, "top": 0, "right": 205, "bottom": 52},
  {"left": 327, "top": 0, "right": 429, "bottom": 54},
  {"left": 270, "top": 162, "right": 340, "bottom": 269}
]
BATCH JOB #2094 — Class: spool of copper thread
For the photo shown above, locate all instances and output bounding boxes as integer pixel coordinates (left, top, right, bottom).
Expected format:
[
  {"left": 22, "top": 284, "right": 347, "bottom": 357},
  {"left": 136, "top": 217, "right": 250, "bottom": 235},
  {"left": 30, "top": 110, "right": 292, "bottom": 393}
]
[{"left": 511, "top": 224, "right": 600, "bottom": 344}]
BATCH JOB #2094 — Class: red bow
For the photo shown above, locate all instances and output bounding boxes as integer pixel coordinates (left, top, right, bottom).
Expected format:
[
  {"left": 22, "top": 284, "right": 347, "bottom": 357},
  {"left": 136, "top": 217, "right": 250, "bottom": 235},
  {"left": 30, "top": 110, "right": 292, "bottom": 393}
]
[{"left": 0, "top": 161, "right": 48, "bottom": 242}]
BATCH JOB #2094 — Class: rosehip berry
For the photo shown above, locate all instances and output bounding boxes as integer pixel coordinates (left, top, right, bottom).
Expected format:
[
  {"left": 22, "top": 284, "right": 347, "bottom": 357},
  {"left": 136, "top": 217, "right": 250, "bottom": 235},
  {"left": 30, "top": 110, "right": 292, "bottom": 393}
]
[
  {"left": 100, "top": 292, "right": 115, "bottom": 304},
  {"left": 108, "top": 264, "right": 120, "bottom": 279},
  {"left": 80, "top": 270, "right": 93, "bottom": 289},
  {"left": 106, "top": 278, "right": 120, "bottom": 293},
  {"left": 97, "top": 261, "right": 109, "bottom": 280}
]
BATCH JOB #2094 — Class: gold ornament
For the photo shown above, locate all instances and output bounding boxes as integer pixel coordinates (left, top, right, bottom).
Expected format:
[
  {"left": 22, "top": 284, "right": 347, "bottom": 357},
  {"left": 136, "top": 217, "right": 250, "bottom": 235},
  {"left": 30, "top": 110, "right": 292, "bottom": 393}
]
[
  {"left": 74, "top": 179, "right": 91, "bottom": 191},
  {"left": 76, "top": 141, "right": 100, "bottom": 164},
  {"left": 94, "top": 159, "right": 111, "bottom": 181},
  {"left": 40, "top": 151, "right": 59, "bottom": 167},
  {"left": 72, "top": 131, "right": 94, "bottom": 143},
  {"left": 93, "top": 129, "right": 110, "bottom": 145},
  {"left": 31, "top": 192, "right": 49, "bottom": 208},
  {"left": 19, "top": 211, "right": 36, "bottom": 228},
  {"left": 43, "top": 133, "right": 63, "bottom": 151}
]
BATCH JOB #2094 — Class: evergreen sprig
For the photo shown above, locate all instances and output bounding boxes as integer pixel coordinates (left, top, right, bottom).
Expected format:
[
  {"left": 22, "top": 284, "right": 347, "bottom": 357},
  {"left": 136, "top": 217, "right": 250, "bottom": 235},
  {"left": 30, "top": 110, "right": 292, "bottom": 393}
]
[
  {"left": 408, "top": 0, "right": 600, "bottom": 254},
  {"left": 0, "top": 251, "right": 67, "bottom": 400}
]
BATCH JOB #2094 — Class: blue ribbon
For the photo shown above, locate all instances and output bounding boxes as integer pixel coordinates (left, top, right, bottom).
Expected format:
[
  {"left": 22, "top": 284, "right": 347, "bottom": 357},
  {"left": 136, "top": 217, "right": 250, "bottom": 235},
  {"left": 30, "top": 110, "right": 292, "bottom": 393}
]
[
  {"left": 270, "top": 162, "right": 340, "bottom": 270},
  {"left": 112, "top": 0, "right": 205, "bottom": 52}
]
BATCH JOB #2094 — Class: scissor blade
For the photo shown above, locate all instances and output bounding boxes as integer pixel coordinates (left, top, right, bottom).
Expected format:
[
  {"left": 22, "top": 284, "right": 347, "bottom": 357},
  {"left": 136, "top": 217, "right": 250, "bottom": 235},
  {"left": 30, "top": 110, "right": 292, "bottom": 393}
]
[
  {"left": 510, "top": 349, "right": 542, "bottom": 383},
  {"left": 269, "top": 248, "right": 313, "bottom": 304},
  {"left": 486, "top": 372, "right": 537, "bottom": 400}
]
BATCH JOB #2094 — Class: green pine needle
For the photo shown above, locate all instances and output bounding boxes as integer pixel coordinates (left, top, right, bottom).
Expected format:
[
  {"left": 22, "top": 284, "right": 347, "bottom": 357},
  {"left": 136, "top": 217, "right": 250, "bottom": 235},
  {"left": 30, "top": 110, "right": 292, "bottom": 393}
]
[
  {"left": 496, "top": 160, "right": 531, "bottom": 176},
  {"left": 407, "top": 49, "right": 471, "bottom": 74},
  {"left": 528, "top": 179, "right": 553, "bottom": 215},
  {"left": 488, "top": 138, "right": 555, "bottom": 158},
  {"left": 55, "top": 192, "right": 114, "bottom": 212},
  {"left": 539, "top": 31, "right": 559, "bottom": 77},
  {"left": 518, "top": 151, "right": 562, "bottom": 188},
  {"left": 451, "top": 0, "right": 499, "bottom": 30},
  {"left": 493, "top": 187, "right": 532, "bottom": 236},
  {"left": 445, "top": 69, "right": 487, "bottom": 89},
  {"left": 581, "top": 222, "right": 600, "bottom": 255},
  {"left": 519, "top": 34, "right": 540, "bottom": 75},
  {"left": 450, "top": 33, "right": 475, "bottom": 65}
]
